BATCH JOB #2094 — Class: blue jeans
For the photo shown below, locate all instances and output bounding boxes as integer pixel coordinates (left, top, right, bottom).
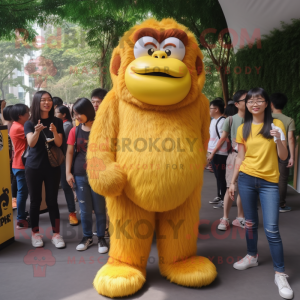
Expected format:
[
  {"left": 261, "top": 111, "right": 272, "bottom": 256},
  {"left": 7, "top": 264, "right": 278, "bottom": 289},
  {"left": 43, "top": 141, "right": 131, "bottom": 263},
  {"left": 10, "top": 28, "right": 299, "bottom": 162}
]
[
  {"left": 74, "top": 175, "right": 106, "bottom": 238},
  {"left": 238, "top": 172, "right": 285, "bottom": 272},
  {"left": 60, "top": 162, "right": 76, "bottom": 213},
  {"left": 12, "top": 168, "right": 28, "bottom": 221}
]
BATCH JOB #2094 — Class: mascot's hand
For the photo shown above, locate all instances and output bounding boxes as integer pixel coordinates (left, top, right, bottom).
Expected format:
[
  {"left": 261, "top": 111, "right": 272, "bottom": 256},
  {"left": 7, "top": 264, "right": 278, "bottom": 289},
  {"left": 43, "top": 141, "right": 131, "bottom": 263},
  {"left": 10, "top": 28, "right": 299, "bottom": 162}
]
[{"left": 87, "top": 160, "right": 127, "bottom": 197}]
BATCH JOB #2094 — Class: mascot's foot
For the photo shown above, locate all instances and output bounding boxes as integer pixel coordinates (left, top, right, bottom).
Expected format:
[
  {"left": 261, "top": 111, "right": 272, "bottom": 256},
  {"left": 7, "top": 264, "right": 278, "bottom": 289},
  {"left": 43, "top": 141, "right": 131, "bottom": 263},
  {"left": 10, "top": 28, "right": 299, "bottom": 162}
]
[
  {"left": 93, "top": 260, "right": 146, "bottom": 298},
  {"left": 160, "top": 256, "right": 217, "bottom": 287}
]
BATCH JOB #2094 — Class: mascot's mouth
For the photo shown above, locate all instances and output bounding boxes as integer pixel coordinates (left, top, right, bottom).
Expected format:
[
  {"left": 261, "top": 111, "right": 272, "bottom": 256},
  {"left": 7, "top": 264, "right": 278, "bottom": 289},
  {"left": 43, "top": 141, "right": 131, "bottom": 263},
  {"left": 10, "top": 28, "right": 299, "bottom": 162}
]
[
  {"left": 138, "top": 72, "right": 179, "bottom": 78},
  {"left": 125, "top": 56, "right": 192, "bottom": 106}
]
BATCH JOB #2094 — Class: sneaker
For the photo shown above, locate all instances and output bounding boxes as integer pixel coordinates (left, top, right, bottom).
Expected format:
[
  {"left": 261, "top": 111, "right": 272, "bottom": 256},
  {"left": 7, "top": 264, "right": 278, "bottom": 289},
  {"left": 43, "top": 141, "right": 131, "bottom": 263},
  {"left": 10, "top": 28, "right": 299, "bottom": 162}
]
[
  {"left": 76, "top": 236, "right": 93, "bottom": 251},
  {"left": 218, "top": 218, "right": 230, "bottom": 231},
  {"left": 16, "top": 219, "right": 29, "bottom": 229},
  {"left": 98, "top": 237, "right": 108, "bottom": 254},
  {"left": 279, "top": 206, "right": 292, "bottom": 213},
  {"left": 51, "top": 234, "right": 65, "bottom": 248},
  {"left": 31, "top": 233, "right": 44, "bottom": 247},
  {"left": 232, "top": 217, "right": 245, "bottom": 228},
  {"left": 209, "top": 197, "right": 221, "bottom": 204},
  {"left": 69, "top": 212, "right": 79, "bottom": 226},
  {"left": 233, "top": 254, "right": 258, "bottom": 270},
  {"left": 275, "top": 273, "right": 294, "bottom": 299},
  {"left": 12, "top": 198, "right": 17, "bottom": 210},
  {"left": 93, "top": 231, "right": 97, "bottom": 236},
  {"left": 213, "top": 201, "right": 224, "bottom": 209}
]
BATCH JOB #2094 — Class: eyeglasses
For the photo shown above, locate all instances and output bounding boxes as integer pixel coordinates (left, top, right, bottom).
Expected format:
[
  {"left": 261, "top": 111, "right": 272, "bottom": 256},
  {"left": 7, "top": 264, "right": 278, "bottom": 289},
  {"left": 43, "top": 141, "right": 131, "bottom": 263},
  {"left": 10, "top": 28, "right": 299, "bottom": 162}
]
[
  {"left": 209, "top": 107, "right": 217, "bottom": 110},
  {"left": 247, "top": 99, "right": 265, "bottom": 106},
  {"left": 236, "top": 98, "right": 246, "bottom": 103}
]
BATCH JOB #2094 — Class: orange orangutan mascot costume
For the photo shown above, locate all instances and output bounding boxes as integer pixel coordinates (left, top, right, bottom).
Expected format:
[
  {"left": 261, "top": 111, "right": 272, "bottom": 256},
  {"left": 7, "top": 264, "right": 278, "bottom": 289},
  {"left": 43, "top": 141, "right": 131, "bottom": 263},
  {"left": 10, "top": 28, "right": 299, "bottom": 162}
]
[{"left": 87, "top": 18, "right": 217, "bottom": 297}]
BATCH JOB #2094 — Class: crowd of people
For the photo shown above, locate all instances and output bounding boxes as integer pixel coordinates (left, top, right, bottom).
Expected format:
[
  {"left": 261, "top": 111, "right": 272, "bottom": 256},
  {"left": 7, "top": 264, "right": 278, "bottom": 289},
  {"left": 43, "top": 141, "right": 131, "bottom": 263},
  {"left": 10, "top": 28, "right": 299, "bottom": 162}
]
[
  {"left": 0, "top": 87, "right": 296, "bottom": 299},
  {"left": 0, "top": 88, "right": 109, "bottom": 254},
  {"left": 207, "top": 88, "right": 295, "bottom": 299}
]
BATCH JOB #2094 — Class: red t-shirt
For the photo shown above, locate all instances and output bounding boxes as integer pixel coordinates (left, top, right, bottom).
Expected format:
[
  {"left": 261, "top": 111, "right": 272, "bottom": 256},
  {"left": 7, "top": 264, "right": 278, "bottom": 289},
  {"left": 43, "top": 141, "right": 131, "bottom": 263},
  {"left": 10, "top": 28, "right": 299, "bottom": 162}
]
[
  {"left": 10, "top": 122, "right": 27, "bottom": 169},
  {"left": 67, "top": 127, "right": 76, "bottom": 145}
]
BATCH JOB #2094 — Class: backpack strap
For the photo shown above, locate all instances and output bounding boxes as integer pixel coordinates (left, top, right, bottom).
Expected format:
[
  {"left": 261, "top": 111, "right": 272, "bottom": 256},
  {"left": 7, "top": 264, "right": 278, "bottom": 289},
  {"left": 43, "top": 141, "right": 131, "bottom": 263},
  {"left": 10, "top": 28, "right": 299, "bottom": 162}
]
[
  {"left": 215, "top": 116, "right": 225, "bottom": 139},
  {"left": 227, "top": 116, "right": 233, "bottom": 154},
  {"left": 71, "top": 124, "right": 80, "bottom": 174},
  {"left": 74, "top": 124, "right": 80, "bottom": 153}
]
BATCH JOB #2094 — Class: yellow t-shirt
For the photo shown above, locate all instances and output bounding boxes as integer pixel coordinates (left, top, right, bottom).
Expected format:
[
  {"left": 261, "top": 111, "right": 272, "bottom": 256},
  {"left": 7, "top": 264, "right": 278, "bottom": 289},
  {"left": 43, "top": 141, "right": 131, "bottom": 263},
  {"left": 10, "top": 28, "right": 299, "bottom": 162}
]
[
  {"left": 75, "top": 119, "right": 79, "bottom": 126},
  {"left": 236, "top": 119, "right": 286, "bottom": 183}
]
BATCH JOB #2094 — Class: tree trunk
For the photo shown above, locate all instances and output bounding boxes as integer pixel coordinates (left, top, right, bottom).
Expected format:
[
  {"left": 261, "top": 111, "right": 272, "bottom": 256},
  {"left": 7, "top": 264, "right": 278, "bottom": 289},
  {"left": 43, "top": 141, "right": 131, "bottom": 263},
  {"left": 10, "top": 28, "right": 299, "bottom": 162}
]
[{"left": 219, "top": 67, "right": 229, "bottom": 106}]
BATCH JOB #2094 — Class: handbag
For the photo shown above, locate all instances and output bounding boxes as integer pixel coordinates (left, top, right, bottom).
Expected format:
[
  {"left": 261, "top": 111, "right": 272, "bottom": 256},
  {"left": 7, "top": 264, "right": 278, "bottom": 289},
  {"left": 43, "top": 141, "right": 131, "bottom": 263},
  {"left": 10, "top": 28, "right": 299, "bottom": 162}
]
[
  {"left": 21, "top": 146, "right": 30, "bottom": 166},
  {"left": 42, "top": 130, "right": 65, "bottom": 167}
]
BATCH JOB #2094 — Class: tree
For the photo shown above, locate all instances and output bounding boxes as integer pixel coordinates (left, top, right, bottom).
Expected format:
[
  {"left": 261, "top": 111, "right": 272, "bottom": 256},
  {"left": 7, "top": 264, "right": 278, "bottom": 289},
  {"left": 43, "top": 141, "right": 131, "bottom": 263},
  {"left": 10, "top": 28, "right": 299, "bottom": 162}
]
[
  {"left": 0, "top": 0, "right": 231, "bottom": 103},
  {"left": 132, "top": 0, "right": 232, "bottom": 104},
  {"left": 59, "top": 4, "right": 145, "bottom": 89},
  {"left": 0, "top": 40, "right": 31, "bottom": 99},
  {"left": 56, "top": 0, "right": 231, "bottom": 103}
]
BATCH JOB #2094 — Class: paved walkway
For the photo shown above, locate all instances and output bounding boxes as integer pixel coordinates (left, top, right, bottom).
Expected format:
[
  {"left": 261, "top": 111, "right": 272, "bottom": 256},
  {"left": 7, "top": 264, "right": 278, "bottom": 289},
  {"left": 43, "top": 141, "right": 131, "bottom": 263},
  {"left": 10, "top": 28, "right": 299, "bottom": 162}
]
[{"left": 0, "top": 170, "right": 299, "bottom": 300}]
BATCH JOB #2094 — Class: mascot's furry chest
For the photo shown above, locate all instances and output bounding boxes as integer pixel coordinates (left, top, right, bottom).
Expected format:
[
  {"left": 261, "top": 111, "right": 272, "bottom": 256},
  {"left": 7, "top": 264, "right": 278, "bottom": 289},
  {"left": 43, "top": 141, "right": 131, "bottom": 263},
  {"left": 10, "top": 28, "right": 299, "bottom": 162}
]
[{"left": 116, "top": 100, "right": 206, "bottom": 212}]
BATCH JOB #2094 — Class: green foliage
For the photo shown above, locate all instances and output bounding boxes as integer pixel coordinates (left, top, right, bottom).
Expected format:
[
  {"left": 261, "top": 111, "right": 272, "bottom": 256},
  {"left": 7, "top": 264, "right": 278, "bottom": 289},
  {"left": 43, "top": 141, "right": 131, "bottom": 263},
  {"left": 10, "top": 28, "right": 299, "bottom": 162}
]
[
  {"left": 231, "top": 19, "right": 300, "bottom": 136},
  {"left": 5, "top": 93, "right": 20, "bottom": 105},
  {"left": 0, "top": 0, "right": 227, "bottom": 102},
  {"left": 0, "top": 40, "right": 31, "bottom": 99}
]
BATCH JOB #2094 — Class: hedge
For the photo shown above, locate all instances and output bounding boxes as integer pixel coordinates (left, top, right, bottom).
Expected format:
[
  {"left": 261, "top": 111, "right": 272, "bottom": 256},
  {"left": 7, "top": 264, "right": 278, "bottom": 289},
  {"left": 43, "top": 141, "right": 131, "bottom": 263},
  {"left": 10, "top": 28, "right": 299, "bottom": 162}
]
[{"left": 231, "top": 19, "right": 300, "bottom": 136}]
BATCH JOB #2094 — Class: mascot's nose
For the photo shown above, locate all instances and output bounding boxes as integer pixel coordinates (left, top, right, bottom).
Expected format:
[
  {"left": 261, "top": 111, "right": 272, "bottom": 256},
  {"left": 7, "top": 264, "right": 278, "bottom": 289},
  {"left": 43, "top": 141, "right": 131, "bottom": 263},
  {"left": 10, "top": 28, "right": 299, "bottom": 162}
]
[{"left": 152, "top": 51, "right": 167, "bottom": 59}]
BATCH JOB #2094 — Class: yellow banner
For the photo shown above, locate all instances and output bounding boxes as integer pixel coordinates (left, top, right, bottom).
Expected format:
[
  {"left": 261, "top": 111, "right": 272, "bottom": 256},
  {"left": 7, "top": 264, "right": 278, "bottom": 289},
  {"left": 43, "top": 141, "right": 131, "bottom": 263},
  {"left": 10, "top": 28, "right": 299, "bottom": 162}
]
[{"left": 0, "top": 126, "right": 14, "bottom": 249}]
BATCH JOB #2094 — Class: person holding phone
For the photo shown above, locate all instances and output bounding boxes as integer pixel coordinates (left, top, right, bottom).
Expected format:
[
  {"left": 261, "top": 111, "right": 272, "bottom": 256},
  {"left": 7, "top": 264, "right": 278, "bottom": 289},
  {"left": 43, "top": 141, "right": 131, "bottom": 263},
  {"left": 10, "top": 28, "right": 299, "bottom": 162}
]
[
  {"left": 66, "top": 98, "right": 108, "bottom": 254},
  {"left": 229, "top": 88, "right": 293, "bottom": 300},
  {"left": 24, "top": 91, "right": 66, "bottom": 249}
]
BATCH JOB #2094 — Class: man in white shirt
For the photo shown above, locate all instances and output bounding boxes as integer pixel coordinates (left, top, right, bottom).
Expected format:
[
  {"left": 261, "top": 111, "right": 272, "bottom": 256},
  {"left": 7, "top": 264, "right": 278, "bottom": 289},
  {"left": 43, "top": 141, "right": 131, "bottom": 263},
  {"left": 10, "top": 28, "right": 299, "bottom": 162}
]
[{"left": 207, "top": 98, "right": 228, "bottom": 206}]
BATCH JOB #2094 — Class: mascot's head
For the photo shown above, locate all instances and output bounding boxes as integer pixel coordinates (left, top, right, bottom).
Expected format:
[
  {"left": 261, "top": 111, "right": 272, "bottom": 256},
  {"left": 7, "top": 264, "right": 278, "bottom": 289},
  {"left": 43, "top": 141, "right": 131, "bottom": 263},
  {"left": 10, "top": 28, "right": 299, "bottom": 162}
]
[{"left": 110, "top": 18, "right": 205, "bottom": 111}]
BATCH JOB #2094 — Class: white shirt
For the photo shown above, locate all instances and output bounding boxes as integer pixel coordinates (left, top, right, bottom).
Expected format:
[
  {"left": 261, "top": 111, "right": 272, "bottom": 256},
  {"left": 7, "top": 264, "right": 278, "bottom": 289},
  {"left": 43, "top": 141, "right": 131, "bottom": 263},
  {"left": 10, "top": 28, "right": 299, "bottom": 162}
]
[{"left": 208, "top": 116, "right": 228, "bottom": 156}]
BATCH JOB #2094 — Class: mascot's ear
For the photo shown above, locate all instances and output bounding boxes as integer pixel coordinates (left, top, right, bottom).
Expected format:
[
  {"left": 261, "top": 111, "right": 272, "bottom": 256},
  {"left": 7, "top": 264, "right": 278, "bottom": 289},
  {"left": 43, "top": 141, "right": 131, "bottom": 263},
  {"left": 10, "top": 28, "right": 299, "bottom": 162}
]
[
  {"left": 111, "top": 53, "right": 121, "bottom": 76},
  {"left": 196, "top": 56, "right": 203, "bottom": 75}
]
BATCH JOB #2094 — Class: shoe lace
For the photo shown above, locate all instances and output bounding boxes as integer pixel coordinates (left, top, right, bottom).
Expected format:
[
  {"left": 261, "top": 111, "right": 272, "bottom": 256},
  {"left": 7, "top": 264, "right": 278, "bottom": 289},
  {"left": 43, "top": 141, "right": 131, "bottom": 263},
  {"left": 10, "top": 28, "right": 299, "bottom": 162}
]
[
  {"left": 33, "top": 233, "right": 43, "bottom": 240},
  {"left": 220, "top": 218, "right": 229, "bottom": 224},
  {"left": 277, "top": 274, "right": 291, "bottom": 290},
  {"left": 245, "top": 254, "right": 256, "bottom": 262},
  {"left": 53, "top": 234, "right": 63, "bottom": 242},
  {"left": 80, "top": 236, "right": 91, "bottom": 244}
]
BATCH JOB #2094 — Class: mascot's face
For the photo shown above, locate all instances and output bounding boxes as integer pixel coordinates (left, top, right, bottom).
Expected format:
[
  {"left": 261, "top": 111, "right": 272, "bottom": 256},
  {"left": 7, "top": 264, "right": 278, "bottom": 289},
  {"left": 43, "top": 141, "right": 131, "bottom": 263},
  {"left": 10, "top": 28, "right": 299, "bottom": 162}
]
[
  {"left": 125, "top": 28, "right": 191, "bottom": 105},
  {"left": 110, "top": 19, "right": 205, "bottom": 110}
]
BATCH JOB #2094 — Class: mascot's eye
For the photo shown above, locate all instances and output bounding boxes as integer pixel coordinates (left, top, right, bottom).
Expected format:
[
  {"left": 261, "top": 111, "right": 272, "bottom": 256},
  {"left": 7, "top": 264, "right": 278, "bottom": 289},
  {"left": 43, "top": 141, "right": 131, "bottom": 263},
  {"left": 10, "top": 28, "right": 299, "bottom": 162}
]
[
  {"left": 165, "top": 49, "right": 171, "bottom": 56},
  {"left": 134, "top": 36, "right": 159, "bottom": 59},
  {"left": 160, "top": 37, "right": 185, "bottom": 61},
  {"left": 42, "top": 257, "right": 46, "bottom": 260},
  {"left": 34, "top": 257, "right": 37, "bottom": 260},
  {"left": 148, "top": 48, "right": 155, "bottom": 56}
]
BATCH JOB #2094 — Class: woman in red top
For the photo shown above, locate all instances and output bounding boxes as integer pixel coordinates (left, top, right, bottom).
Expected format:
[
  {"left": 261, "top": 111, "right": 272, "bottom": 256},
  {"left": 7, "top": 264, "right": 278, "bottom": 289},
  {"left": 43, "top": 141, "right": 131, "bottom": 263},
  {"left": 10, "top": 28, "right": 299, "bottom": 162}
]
[{"left": 10, "top": 104, "right": 30, "bottom": 229}]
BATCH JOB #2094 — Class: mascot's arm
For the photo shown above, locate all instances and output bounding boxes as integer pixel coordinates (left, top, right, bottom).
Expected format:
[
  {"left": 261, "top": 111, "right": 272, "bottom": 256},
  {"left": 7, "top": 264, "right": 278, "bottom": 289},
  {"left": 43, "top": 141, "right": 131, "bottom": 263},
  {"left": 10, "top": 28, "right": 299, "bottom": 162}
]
[
  {"left": 200, "top": 93, "right": 211, "bottom": 152},
  {"left": 86, "top": 90, "right": 126, "bottom": 197}
]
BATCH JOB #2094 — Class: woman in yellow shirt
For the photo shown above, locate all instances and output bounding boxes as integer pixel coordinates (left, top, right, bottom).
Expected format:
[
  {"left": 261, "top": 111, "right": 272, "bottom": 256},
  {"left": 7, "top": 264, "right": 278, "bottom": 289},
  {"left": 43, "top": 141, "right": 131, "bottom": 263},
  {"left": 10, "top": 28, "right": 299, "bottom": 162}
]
[{"left": 229, "top": 88, "right": 293, "bottom": 300}]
